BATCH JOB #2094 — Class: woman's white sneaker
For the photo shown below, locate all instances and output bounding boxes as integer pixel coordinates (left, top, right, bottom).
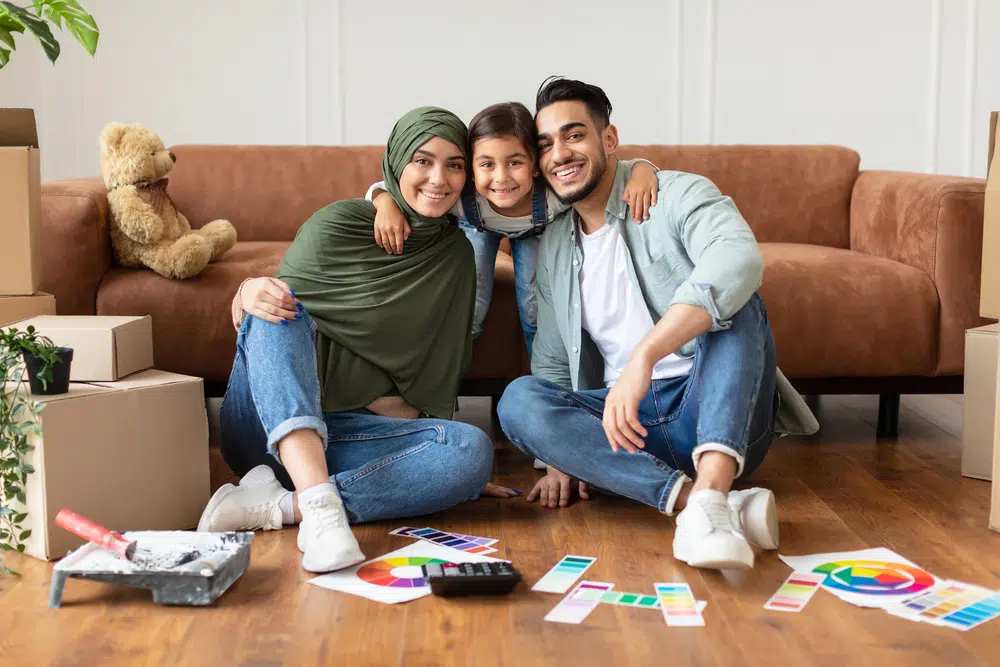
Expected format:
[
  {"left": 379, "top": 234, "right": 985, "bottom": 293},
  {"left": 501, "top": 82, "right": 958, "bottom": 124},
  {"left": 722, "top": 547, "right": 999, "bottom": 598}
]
[
  {"left": 673, "top": 489, "right": 754, "bottom": 571},
  {"left": 197, "top": 465, "right": 284, "bottom": 533},
  {"left": 298, "top": 491, "right": 366, "bottom": 573},
  {"left": 728, "top": 487, "right": 779, "bottom": 550}
]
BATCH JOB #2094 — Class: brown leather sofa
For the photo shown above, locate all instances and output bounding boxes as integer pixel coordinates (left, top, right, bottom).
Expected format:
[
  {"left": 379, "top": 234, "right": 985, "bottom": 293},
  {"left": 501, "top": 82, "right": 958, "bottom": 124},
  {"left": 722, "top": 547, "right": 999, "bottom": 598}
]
[{"left": 39, "top": 144, "right": 991, "bottom": 437}]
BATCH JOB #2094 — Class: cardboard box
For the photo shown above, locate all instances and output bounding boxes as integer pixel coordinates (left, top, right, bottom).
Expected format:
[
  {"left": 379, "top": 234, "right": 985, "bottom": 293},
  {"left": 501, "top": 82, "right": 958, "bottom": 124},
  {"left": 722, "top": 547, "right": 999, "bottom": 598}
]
[
  {"left": 963, "top": 324, "right": 997, "bottom": 480},
  {"left": 9, "top": 315, "right": 154, "bottom": 381},
  {"left": 4, "top": 369, "right": 210, "bottom": 560},
  {"left": 992, "top": 350, "right": 1000, "bottom": 533},
  {"left": 0, "top": 292, "right": 55, "bottom": 327},
  {"left": 0, "top": 109, "right": 42, "bottom": 296}
]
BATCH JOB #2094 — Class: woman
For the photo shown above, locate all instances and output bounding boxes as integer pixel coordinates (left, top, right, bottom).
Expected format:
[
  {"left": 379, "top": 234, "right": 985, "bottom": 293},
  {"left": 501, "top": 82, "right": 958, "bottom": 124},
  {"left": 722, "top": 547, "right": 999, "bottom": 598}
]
[{"left": 198, "top": 107, "right": 508, "bottom": 574}]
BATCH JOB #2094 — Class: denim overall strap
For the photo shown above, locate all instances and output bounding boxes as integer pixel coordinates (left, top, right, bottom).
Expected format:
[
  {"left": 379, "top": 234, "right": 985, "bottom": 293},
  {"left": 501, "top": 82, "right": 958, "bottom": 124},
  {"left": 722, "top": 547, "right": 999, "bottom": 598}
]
[
  {"left": 531, "top": 177, "right": 549, "bottom": 230},
  {"left": 459, "top": 182, "right": 484, "bottom": 231}
]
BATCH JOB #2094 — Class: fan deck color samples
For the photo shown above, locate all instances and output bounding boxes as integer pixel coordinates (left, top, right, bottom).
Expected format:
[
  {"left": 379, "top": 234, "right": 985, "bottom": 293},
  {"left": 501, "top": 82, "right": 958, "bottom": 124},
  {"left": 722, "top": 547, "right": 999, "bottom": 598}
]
[
  {"left": 764, "top": 572, "right": 826, "bottom": 612},
  {"left": 544, "top": 581, "right": 614, "bottom": 624},
  {"left": 898, "top": 582, "right": 1000, "bottom": 631},
  {"left": 532, "top": 555, "right": 597, "bottom": 593},
  {"left": 573, "top": 589, "right": 661, "bottom": 608},
  {"left": 655, "top": 582, "right": 705, "bottom": 626},
  {"left": 390, "top": 526, "right": 497, "bottom": 555}
]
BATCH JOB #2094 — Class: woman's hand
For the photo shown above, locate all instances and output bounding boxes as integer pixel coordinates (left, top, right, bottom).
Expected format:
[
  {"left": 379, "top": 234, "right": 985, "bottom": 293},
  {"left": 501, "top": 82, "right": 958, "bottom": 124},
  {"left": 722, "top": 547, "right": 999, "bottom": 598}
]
[
  {"left": 622, "top": 162, "right": 659, "bottom": 223},
  {"left": 373, "top": 191, "right": 411, "bottom": 255},
  {"left": 239, "top": 277, "right": 302, "bottom": 325},
  {"left": 526, "top": 466, "right": 589, "bottom": 508},
  {"left": 481, "top": 482, "right": 522, "bottom": 498}
]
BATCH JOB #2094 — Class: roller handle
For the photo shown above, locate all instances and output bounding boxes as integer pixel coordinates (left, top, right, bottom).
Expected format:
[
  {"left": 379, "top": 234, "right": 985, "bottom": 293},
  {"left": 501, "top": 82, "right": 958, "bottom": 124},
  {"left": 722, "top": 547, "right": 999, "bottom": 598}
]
[{"left": 55, "top": 509, "right": 134, "bottom": 561}]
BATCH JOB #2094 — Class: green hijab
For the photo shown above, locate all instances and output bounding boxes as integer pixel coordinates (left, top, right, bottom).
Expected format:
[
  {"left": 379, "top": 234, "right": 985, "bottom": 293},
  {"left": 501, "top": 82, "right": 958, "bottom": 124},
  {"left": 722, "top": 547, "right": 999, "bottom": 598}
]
[{"left": 276, "top": 107, "right": 475, "bottom": 419}]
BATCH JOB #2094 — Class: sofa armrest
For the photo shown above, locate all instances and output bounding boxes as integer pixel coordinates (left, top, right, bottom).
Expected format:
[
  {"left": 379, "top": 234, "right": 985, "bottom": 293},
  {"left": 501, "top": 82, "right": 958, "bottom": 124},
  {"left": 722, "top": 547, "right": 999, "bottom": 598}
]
[
  {"left": 40, "top": 177, "right": 112, "bottom": 316},
  {"left": 850, "top": 170, "right": 990, "bottom": 374}
]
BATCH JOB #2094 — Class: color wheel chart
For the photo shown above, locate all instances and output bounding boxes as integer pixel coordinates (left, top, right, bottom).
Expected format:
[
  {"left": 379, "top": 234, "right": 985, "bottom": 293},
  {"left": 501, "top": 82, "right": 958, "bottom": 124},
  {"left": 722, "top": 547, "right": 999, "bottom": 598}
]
[
  {"left": 356, "top": 556, "right": 453, "bottom": 588},
  {"left": 812, "top": 560, "right": 934, "bottom": 596}
]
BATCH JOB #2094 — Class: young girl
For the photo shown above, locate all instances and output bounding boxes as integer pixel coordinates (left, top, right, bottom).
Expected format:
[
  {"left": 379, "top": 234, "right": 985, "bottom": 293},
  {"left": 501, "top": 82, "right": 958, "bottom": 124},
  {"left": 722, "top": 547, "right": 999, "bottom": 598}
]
[{"left": 366, "top": 101, "right": 660, "bottom": 358}]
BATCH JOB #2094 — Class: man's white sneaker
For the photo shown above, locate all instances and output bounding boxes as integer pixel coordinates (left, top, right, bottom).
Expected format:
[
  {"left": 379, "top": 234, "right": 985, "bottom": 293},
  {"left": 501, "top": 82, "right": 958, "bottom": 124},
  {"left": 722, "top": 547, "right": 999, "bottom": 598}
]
[
  {"left": 728, "top": 487, "right": 779, "bottom": 550},
  {"left": 673, "top": 489, "right": 754, "bottom": 570},
  {"left": 298, "top": 491, "right": 365, "bottom": 573},
  {"left": 197, "top": 464, "right": 285, "bottom": 533}
]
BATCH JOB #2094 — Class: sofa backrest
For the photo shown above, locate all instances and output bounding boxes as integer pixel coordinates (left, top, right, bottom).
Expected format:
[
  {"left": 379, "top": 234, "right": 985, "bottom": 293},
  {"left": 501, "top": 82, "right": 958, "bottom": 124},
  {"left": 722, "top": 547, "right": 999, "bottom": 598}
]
[
  {"left": 617, "top": 145, "right": 859, "bottom": 248},
  {"left": 166, "top": 145, "right": 385, "bottom": 242},
  {"left": 167, "top": 144, "right": 859, "bottom": 247}
]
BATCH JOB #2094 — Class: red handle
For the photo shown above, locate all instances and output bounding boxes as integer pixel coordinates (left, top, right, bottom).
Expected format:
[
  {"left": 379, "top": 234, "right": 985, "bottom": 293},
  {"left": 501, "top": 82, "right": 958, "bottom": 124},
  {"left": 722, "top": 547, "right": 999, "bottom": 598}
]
[{"left": 55, "top": 509, "right": 131, "bottom": 559}]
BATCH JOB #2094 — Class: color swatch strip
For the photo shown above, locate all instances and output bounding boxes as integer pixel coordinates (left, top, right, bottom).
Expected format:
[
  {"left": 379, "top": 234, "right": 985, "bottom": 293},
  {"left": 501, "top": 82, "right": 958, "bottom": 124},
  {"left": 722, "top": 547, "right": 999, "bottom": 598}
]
[
  {"left": 764, "top": 572, "right": 825, "bottom": 612},
  {"left": 532, "top": 555, "right": 597, "bottom": 593},
  {"left": 544, "top": 581, "right": 614, "bottom": 624},
  {"left": 390, "top": 526, "right": 497, "bottom": 555},
  {"left": 655, "top": 582, "right": 705, "bottom": 626},
  {"left": 894, "top": 581, "right": 1000, "bottom": 631}
]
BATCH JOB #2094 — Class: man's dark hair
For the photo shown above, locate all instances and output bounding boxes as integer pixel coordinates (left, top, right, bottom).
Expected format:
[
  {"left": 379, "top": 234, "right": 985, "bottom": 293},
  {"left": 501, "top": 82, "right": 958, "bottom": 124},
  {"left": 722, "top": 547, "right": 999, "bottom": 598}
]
[
  {"left": 468, "top": 102, "right": 537, "bottom": 159},
  {"left": 534, "top": 76, "right": 613, "bottom": 130}
]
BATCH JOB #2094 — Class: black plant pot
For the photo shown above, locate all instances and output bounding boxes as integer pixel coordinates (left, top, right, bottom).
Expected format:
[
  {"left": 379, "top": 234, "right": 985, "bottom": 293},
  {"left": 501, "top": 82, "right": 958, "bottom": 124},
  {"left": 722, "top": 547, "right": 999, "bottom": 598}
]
[{"left": 23, "top": 347, "right": 73, "bottom": 395}]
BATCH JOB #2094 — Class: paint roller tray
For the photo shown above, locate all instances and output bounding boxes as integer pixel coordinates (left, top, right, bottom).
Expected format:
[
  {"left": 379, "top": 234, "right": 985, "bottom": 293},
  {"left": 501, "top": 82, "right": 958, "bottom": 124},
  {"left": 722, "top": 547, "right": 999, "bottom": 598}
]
[{"left": 49, "top": 530, "right": 255, "bottom": 607}]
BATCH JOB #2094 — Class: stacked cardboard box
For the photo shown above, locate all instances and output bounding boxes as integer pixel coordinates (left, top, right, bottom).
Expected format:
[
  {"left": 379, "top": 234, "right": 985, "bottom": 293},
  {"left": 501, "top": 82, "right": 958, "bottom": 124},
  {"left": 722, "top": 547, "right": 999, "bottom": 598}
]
[
  {"left": 979, "top": 112, "right": 1000, "bottom": 532},
  {"left": 2, "top": 316, "right": 210, "bottom": 560},
  {"left": 0, "top": 109, "right": 59, "bottom": 325}
]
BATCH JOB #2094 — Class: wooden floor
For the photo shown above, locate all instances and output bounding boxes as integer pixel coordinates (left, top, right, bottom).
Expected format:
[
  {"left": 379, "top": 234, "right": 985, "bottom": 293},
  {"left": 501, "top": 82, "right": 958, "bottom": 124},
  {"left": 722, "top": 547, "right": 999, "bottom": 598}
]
[{"left": 2, "top": 394, "right": 1000, "bottom": 666}]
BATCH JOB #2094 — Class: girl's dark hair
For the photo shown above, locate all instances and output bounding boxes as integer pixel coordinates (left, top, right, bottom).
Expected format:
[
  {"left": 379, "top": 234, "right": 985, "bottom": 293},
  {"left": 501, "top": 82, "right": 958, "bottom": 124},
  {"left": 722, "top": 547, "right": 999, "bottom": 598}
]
[
  {"left": 468, "top": 102, "right": 537, "bottom": 159},
  {"left": 535, "top": 76, "right": 613, "bottom": 130}
]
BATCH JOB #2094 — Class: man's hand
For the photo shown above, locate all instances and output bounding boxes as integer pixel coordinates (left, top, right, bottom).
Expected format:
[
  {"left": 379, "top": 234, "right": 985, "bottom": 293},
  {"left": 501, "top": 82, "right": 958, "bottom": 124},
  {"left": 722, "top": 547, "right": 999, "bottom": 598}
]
[
  {"left": 526, "top": 466, "right": 590, "bottom": 508},
  {"left": 603, "top": 349, "right": 654, "bottom": 453}
]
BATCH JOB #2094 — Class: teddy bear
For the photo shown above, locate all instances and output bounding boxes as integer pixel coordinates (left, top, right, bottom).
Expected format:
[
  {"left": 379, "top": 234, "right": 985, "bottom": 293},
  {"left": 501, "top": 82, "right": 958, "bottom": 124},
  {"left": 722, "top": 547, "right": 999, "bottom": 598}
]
[{"left": 99, "top": 123, "right": 237, "bottom": 279}]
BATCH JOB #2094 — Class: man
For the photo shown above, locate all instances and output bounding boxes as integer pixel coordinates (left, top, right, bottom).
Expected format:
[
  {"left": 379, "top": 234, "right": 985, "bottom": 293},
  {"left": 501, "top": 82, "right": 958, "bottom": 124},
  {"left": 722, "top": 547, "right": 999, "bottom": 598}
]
[{"left": 497, "top": 77, "right": 818, "bottom": 572}]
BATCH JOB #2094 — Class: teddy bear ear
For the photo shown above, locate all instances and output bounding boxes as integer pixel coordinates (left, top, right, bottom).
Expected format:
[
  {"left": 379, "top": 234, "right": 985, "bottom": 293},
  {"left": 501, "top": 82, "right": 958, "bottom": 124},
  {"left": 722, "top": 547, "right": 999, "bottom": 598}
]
[{"left": 99, "top": 123, "right": 129, "bottom": 152}]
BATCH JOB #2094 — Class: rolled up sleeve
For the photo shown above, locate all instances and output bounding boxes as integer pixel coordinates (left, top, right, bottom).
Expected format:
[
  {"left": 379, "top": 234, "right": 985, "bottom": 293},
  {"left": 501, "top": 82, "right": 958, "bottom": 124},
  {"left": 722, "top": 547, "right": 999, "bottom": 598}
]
[{"left": 665, "top": 174, "right": 763, "bottom": 331}]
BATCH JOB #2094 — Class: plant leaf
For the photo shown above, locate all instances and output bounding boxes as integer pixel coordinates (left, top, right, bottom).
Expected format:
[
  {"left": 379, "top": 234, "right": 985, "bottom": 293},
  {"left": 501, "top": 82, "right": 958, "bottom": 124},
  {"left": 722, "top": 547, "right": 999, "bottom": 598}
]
[
  {"left": 41, "top": 0, "right": 97, "bottom": 56},
  {"left": 0, "top": 45, "right": 8, "bottom": 68},
  {"left": 12, "top": 513, "right": 25, "bottom": 523},
  {"left": 3, "top": 566, "right": 20, "bottom": 576},
  {"left": 0, "top": 25, "right": 15, "bottom": 49},
  {"left": 0, "top": 507, "right": 12, "bottom": 517},
  {"left": 0, "top": 543, "right": 12, "bottom": 551},
  {"left": 21, "top": 465, "right": 32, "bottom": 474},
  {"left": 16, "top": 543, "right": 24, "bottom": 552},
  {"left": 18, "top": 529, "right": 29, "bottom": 540},
  {"left": 0, "top": 2, "right": 58, "bottom": 63}
]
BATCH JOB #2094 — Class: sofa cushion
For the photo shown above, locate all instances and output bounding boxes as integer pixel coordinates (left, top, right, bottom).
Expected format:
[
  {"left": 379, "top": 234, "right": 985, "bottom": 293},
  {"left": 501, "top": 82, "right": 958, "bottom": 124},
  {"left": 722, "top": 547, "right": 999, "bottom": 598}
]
[
  {"left": 618, "top": 145, "right": 858, "bottom": 248},
  {"left": 759, "top": 243, "right": 938, "bottom": 379},
  {"left": 96, "top": 241, "right": 524, "bottom": 387}
]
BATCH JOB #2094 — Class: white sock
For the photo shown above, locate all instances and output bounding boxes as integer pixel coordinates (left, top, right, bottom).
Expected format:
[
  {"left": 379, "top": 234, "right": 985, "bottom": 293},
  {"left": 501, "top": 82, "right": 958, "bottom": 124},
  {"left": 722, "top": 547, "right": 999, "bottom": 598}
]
[
  {"left": 278, "top": 491, "right": 295, "bottom": 525},
  {"left": 298, "top": 482, "right": 338, "bottom": 506}
]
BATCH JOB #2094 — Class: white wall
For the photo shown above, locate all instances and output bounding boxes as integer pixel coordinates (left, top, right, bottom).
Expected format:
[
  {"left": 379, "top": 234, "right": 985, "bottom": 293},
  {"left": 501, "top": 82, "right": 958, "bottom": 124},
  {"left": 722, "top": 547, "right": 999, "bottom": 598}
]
[{"left": 0, "top": 0, "right": 997, "bottom": 182}]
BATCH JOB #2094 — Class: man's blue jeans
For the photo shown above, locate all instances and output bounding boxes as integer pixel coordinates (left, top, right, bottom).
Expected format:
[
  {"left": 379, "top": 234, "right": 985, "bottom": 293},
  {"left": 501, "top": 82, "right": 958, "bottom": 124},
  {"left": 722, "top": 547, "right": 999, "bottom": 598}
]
[
  {"left": 460, "top": 220, "right": 539, "bottom": 358},
  {"left": 497, "top": 293, "right": 778, "bottom": 515},
  {"left": 219, "top": 311, "right": 494, "bottom": 524}
]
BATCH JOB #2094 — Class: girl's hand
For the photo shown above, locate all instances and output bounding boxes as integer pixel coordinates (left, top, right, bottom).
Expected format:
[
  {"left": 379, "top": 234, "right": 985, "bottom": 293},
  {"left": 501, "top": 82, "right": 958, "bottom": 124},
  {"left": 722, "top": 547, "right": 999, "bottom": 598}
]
[
  {"left": 373, "top": 191, "right": 411, "bottom": 255},
  {"left": 622, "top": 162, "right": 659, "bottom": 223},
  {"left": 481, "top": 482, "right": 522, "bottom": 498},
  {"left": 239, "top": 277, "right": 302, "bottom": 325}
]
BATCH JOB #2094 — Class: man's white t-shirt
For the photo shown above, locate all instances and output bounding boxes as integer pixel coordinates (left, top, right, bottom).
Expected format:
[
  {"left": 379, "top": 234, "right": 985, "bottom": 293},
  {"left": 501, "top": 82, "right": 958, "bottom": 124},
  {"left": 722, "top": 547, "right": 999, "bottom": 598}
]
[{"left": 577, "top": 221, "right": 693, "bottom": 387}]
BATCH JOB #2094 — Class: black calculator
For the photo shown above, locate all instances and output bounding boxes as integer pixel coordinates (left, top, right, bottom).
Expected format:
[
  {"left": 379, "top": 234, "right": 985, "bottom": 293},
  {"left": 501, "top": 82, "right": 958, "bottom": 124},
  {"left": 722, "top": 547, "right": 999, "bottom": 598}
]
[{"left": 421, "top": 561, "right": 523, "bottom": 597}]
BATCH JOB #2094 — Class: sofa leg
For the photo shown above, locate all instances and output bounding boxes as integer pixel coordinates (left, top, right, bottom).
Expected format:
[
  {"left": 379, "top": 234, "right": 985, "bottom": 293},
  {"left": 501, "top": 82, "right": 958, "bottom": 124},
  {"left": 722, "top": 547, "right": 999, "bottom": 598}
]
[{"left": 877, "top": 393, "right": 900, "bottom": 439}]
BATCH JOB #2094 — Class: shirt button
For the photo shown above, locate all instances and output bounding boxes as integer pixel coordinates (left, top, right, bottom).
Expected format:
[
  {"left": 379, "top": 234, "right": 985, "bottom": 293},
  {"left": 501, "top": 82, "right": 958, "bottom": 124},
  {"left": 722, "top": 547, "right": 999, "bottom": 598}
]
[
  {"left": 573, "top": 260, "right": 579, "bottom": 266},
  {"left": 572, "top": 346, "right": 579, "bottom": 353},
  {"left": 574, "top": 303, "right": 579, "bottom": 308}
]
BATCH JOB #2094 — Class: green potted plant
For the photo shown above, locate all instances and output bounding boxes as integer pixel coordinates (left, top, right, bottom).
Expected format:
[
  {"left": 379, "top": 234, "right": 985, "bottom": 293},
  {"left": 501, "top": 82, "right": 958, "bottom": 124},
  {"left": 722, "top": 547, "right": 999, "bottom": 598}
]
[
  {"left": 0, "top": 0, "right": 99, "bottom": 69},
  {"left": 0, "top": 325, "right": 72, "bottom": 575}
]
